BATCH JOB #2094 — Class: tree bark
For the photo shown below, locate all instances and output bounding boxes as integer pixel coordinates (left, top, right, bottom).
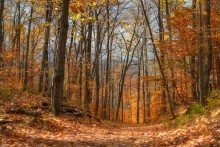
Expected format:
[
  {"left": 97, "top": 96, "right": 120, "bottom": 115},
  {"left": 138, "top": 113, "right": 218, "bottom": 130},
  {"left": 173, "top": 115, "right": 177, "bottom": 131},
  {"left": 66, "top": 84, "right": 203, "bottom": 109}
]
[
  {"left": 137, "top": 51, "right": 141, "bottom": 124},
  {"left": 157, "top": 0, "right": 167, "bottom": 113},
  {"left": 203, "top": 0, "right": 212, "bottom": 100},
  {"left": 139, "top": 0, "right": 175, "bottom": 118},
  {"left": 0, "top": 0, "right": 4, "bottom": 60},
  {"left": 198, "top": 0, "right": 204, "bottom": 105},
  {"left": 84, "top": 7, "right": 93, "bottom": 110},
  {"left": 39, "top": 0, "right": 53, "bottom": 94},
  {"left": 23, "top": 3, "right": 33, "bottom": 91},
  {"left": 103, "top": 0, "right": 110, "bottom": 119},
  {"left": 94, "top": 10, "right": 101, "bottom": 116},
  {"left": 216, "top": 53, "right": 220, "bottom": 90},
  {"left": 190, "top": 0, "right": 197, "bottom": 100},
  {"left": 51, "top": 0, "right": 70, "bottom": 115},
  {"left": 66, "top": 22, "right": 75, "bottom": 99}
]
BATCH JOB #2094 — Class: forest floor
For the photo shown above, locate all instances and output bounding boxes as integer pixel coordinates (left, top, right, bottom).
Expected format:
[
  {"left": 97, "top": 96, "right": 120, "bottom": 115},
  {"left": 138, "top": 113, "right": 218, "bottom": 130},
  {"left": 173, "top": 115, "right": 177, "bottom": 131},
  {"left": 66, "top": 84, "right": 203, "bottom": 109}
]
[{"left": 0, "top": 92, "right": 220, "bottom": 146}]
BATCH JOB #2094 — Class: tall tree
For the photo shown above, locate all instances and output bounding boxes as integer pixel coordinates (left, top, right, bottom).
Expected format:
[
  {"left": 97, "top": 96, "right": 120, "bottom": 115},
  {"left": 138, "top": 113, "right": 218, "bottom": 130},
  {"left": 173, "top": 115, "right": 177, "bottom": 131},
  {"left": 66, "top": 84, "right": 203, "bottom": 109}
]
[
  {"left": 115, "top": 23, "right": 142, "bottom": 121},
  {"left": 84, "top": 6, "right": 93, "bottom": 110},
  {"left": 203, "top": 0, "right": 212, "bottom": 101},
  {"left": 94, "top": 10, "right": 101, "bottom": 116},
  {"left": 190, "top": 0, "right": 197, "bottom": 100},
  {"left": 103, "top": 0, "right": 110, "bottom": 119},
  {"left": 198, "top": 0, "right": 204, "bottom": 105},
  {"left": 137, "top": 49, "right": 141, "bottom": 124},
  {"left": 78, "top": 20, "right": 85, "bottom": 107},
  {"left": 0, "top": 0, "right": 4, "bottom": 67},
  {"left": 139, "top": 0, "right": 175, "bottom": 118},
  {"left": 157, "top": 0, "right": 167, "bottom": 113},
  {"left": 51, "top": 0, "right": 70, "bottom": 115},
  {"left": 16, "top": 0, "right": 21, "bottom": 81},
  {"left": 39, "top": 0, "right": 53, "bottom": 94},
  {"left": 23, "top": 3, "right": 33, "bottom": 91}
]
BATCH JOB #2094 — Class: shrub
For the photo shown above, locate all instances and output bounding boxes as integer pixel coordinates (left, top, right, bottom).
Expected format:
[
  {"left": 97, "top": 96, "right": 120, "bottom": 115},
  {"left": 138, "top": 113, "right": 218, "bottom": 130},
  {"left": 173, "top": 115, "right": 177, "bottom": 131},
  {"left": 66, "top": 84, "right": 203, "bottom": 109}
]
[
  {"left": 176, "top": 103, "right": 204, "bottom": 126},
  {"left": 176, "top": 91, "right": 220, "bottom": 127},
  {"left": 189, "top": 103, "right": 204, "bottom": 115}
]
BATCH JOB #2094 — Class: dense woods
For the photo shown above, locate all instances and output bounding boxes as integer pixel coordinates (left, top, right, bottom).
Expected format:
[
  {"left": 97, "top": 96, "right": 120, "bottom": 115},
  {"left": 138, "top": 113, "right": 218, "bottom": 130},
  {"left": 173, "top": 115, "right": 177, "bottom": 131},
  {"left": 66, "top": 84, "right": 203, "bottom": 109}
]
[{"left": 0, "top": 0, "right": 220, "bottom": 146}]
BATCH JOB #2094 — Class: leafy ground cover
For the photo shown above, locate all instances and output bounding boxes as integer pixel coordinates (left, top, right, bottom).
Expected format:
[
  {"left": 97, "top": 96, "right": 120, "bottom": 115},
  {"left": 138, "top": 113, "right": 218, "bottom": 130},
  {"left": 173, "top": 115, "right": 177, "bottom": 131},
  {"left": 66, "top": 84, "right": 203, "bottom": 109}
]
[{"left": 0, "top": 92, "right": 219, "bottom": 146}]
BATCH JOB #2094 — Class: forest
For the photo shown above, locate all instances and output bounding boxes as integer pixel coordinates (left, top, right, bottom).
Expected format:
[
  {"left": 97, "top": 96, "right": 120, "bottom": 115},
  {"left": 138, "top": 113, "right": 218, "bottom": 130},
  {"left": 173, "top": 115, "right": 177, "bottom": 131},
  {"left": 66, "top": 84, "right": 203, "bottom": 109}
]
[{"left": 0, "top": 0, "right": 220, "bottom": 146}]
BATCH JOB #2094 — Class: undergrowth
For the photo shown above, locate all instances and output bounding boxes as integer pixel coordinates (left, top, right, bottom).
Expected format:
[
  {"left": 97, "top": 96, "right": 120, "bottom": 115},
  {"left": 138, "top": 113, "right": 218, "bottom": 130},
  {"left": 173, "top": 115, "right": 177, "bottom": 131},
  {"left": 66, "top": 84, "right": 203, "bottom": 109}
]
[
  {"left": 0, "top": 87, "right": 13, "bottom": 102},
  {"left": 206, "top": 91, "right": 220, "bottom": 109},
  {"left": 176, "top": 91, "right": 220, "bottom": 127}
]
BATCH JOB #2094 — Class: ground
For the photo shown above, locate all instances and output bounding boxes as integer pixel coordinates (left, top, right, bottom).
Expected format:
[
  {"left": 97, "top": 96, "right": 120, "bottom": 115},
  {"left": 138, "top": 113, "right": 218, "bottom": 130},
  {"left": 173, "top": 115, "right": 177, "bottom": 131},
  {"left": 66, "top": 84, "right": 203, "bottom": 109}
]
[{"left": 0, "top": 93, "right": 219, "bottom": 146}]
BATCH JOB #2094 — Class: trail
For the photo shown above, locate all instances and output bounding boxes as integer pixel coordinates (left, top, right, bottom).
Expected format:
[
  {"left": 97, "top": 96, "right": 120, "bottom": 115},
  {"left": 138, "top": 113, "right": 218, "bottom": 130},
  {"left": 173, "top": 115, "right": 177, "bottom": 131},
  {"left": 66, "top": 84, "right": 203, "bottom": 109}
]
[
  {"left": 0, "top": 94, "right": 219, "bottom": 146},
  {"left": 1, "top": 114, "right": 219, "bottom": 146}
]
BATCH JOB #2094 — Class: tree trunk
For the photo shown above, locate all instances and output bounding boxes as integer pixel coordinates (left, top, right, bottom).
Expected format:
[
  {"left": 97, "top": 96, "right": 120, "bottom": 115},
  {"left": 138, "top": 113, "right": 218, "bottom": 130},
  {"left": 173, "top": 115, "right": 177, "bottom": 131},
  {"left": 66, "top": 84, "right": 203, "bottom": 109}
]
[
  {"left": 79, "top": 20, "right": 85, "bottom": 107},
  {"left": 203, "top": 0, "right": 212, "bottom": 100},
  {"left": 23, "top": 4, "right": 33, "bottom": 91},
  {"left": 216, "top": 53, "right": 220, "bottom": 90},
  {"left": 84, "top": 7, "right": 93, "bottom": 110},
  {"left": 39, "top": 0, "right": 53, "bottom": 94},
  {"left": 190, "top": 0, "right": 197, "bottom": 100},
  {"left": 137, "top": 52, "right": 141, "bottom": 124},
  {"left": 17, "top": 0, "right": 22, "bottom": 83},
  {"left": 0, "top": 0, "right": 4, "bottom": 61},
  {"left": 140, "top": 0, "right": 175, "bottom": 118},
  {"left": 67, "top": 22, "right": 75, "bottom": 99},
  {"left": 51, "top": 0, "right": 70, "bottom": 115},
  {"left": 116, "top": 25, "right": 141, "bottom": 121},
  {"left": 158, "top": 0, "right": 167, "bottom": 113},
  {"left": 103, "top": 1, "right": 110, "bottom": 119},
  {"left": 198, "top": 0, "right": 204, "bottom": 105},
  {"left": 94, "top": 10, "right": 101, "bottom": 116}
]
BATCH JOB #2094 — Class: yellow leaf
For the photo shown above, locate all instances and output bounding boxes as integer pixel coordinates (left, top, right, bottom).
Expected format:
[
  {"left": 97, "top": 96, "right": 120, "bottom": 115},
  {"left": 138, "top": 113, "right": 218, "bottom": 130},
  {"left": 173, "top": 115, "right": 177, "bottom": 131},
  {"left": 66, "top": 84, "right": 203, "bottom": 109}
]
[{"left": 72, "top": 13, "right": 81, "bottom": 21}]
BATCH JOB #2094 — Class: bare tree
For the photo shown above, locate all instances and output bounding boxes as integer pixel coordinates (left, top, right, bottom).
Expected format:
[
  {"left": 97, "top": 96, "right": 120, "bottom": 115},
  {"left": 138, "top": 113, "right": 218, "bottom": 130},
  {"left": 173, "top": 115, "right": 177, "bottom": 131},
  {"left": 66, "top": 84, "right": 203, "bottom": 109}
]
[{"left": 139, "top": 0, "right": 175, "bottom": 118}]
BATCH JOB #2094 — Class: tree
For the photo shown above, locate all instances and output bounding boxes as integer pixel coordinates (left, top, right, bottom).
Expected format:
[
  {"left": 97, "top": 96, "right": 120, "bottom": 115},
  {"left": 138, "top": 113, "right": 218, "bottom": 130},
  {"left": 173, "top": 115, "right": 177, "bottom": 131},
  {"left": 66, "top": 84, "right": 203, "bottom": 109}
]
[
  {"left": 23, "top": 2, "right": 33, "bottom": 91},
  {"left": 39, "top": 0, "right": 53, "bottom": 95},
  {"left": 139, "top": 0, "right": 175, "bottom": 118},
  {"left": 115, "top": 22, "right": 142, "bottom": 121},
  {"left": 0, "top": 0, "right": 4, "bottom": 67},
  {"left": 157, "top": 0, "right": 167, "bottom": 113},
  {"left": 51, "top": 0, "right": 70, "bottom": 115},
  {"left": 198, "top": 0, "right": 204, "bottom": 105},
  {"left": 203, "top": 0, "right": 212, "bottom": 102},
  {"left": 94, "top": 9, "right": 101, "bottom": 116},
  {"left": 84, "top": 6, "right": 93, "bottom": 110},
  {"left": 103, "top": 0, "right": 110, "bottom": 120},
  {"left": 190, "top": 0, "right": 197, "bottom": 100}
]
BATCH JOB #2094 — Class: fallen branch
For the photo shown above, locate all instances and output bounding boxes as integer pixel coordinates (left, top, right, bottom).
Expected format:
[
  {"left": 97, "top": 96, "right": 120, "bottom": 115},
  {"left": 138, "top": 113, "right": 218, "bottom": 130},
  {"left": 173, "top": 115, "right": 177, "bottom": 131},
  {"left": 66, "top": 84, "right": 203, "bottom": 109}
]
[
  {"left": 0, "top": 118, "right": 12, "bottom": 124},
  {"left": 6, "top": 108, "right": 40, "bottom": 117}
]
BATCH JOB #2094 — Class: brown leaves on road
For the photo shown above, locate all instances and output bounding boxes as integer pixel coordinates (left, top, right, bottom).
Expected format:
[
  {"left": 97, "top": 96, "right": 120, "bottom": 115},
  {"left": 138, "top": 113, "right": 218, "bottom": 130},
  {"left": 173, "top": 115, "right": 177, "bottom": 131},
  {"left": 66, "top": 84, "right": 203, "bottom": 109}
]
[{"left": 0, "top": 93, "right": 219, "bottom": 146}]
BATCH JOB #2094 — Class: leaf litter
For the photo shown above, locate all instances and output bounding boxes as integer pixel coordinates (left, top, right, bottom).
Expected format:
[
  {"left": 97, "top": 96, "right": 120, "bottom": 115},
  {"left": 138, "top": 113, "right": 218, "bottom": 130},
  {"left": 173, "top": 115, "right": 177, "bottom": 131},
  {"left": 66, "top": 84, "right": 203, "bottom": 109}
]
[{"left": 0, "top": 93, "right": 219, "bottom": 146}]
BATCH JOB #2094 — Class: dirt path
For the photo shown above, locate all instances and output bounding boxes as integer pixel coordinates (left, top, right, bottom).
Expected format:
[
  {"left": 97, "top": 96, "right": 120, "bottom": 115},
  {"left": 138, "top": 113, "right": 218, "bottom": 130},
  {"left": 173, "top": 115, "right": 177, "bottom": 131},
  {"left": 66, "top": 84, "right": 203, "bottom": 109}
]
[
  {"left": 0, "top": 94, "right": 219, "bottom": 146},
  {"left": 1, "top": 113, "right": 219, "bottom": 146}
]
